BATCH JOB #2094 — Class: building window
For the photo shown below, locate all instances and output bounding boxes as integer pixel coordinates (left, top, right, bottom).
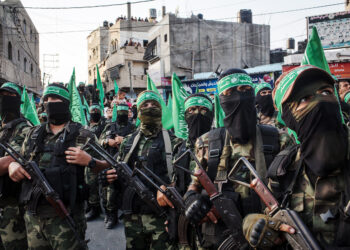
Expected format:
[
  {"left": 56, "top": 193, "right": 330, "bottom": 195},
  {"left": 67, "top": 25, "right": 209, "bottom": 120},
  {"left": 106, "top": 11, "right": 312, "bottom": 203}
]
[
  {"left": 8, "top": 42, "right": 12, "bottom": 60},
  {"left": 17, "top": 50, "right": 20, "bottom": 61},
  {"left": 143, "top": 40, "right": 148, "bottom": 47},
  {"left": 30, "top": 64, "right": 33, "bottom": 74},
  {"left": 23, "top": 19, "right": 26, "bottom": 34},
  {"left": 24, "top": 57, "right": 27, "bottom": 72},
  {"left": 164, "top": 34, "right": 167, "bottom": 42}
]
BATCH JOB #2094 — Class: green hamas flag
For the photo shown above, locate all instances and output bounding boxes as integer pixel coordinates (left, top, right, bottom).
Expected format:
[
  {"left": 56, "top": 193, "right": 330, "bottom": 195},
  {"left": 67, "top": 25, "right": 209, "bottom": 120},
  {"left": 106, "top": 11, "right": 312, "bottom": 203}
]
[
  {"left": 301, "top": 26, "right": 331, "bottom": 74},
  {"left": 214, "top": 94, "right": 225, "bottom": 128},
  {"left": 21, "top": 86, "right": 40, "bottom": 125},
  {"left": 171, "top": 73, "right": 189, "bottom": 139},
  {"left": 146, "top": 75, "right": 173, "bottom": 129},
  {"left": 96, "top": 64, "right": 105, "bottom": 112},
  {"left": 114, "top": 80, "right": 119, "bottom": 96},
  {"left": 167, "top": 95, "right": 172, "bottom": 113},
  {"left": 112, "top": 103, "right": 117, "bottom": 122},
  {"left": 68, "top": 68, "right": 87, "bottom": 126}
]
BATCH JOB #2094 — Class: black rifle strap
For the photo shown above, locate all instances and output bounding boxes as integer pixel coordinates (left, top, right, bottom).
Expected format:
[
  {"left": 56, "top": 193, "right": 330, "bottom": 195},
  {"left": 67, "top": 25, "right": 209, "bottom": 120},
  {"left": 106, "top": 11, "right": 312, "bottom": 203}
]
[
  {"left": 281, "top": 156, "right": 304, "bottom": 208},
  {"left": 207, "top": 128, "right": 226, "bottom": 182}
]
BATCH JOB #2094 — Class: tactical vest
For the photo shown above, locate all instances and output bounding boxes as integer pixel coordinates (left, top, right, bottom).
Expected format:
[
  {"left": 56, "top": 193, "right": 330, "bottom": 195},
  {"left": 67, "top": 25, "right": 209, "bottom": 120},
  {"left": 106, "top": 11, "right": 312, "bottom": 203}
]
[
  {"left": 92, "top": 118, "right": 106, "bottom": 139},
  {"left": 19, "top": 122, "right": 89, "bottom": 214},
  {"left": 120, "top": 129, "right": 172, "bottom": 214},
  {"left": 108, "top": 121, "right": 134, "bottom": 138},
  {"left": 0, "top": 118, "right": 28, "bottom": 199}
]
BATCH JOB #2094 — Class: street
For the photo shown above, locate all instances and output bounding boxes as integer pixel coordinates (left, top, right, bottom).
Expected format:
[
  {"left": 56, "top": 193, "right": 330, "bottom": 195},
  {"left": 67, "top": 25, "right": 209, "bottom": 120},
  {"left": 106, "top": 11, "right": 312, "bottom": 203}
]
[{"left": 86, "top": 215, "right": 126, "bottom": 250}]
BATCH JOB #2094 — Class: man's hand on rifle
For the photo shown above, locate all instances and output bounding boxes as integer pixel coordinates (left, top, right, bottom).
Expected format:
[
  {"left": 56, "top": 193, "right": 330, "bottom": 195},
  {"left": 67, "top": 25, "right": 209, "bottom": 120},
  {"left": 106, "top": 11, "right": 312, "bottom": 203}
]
[
  {"left": 106, "top": 168, "right": 118, "bottom": 183},
  {"left": 8, "top": 162, "right": 31, "bottom": 182},
  {"left": 108, "top": 139, "right": 119, "bottom": 148},
  {"left": 157, "top": 185, "right": 174, "bottom": 208},
  {"left": 243, "top": 213, "right": 295, "bottom": 249},
  {"left": 115, "top": 136, "right": 124, "bottom": 145},
  {"left": 65, "top": 147, "right": 91, "bottom": 166}
]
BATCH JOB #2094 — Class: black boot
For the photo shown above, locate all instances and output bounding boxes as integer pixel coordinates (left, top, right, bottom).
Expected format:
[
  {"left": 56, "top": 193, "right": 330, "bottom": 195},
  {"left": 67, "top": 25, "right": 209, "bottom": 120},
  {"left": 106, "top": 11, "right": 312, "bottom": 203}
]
[
  {"left": 105, "top": 211, "right": 118, "bottom": 229},
  {"left": 85, "top": 206, "right": 101, "bottom": 221}
]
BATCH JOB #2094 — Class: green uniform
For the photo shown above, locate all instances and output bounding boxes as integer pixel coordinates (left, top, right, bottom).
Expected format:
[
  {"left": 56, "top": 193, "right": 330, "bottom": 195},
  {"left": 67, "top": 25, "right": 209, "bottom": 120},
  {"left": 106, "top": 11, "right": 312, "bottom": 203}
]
[
  {"left": 0, "top": 118, "right": 31, "bottom": 250},
  {"left": 118, "top": 129, "right": 181, "bottom": 250},
  {"left": 19, "top": 121, "right": 97, "bottom": 250}
]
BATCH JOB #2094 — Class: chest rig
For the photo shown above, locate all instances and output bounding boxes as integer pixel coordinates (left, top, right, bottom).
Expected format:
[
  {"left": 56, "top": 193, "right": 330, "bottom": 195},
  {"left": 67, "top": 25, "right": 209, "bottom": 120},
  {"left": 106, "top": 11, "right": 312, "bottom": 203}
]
[
  {"left": 20, "top": 122, "right": 88, "bottom": 214},
  {"left": 109, "top": 121, "right": 134, "bottom": 138},
  {"left": 0, "top": 118, "right": 27, "bottom": 199}
]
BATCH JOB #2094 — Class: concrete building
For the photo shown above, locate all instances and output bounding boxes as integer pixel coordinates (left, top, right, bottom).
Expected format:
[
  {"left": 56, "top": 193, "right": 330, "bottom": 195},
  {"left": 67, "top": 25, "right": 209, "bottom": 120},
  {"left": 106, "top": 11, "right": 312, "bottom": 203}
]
[
  {"left": 104, "top": 18, "right": 154, "bottom": 93},
  {"left": 87, "top": 21, "right": 110, "bottom": 85},
  {"left": 346, "top": 0, "right": 350, "bottom": 11},
  {"left": 0, "top": 0, "right": 41, "bottom": 94},
  {"left": 144, "top": 13, "right": 270, "bottom": 94}
]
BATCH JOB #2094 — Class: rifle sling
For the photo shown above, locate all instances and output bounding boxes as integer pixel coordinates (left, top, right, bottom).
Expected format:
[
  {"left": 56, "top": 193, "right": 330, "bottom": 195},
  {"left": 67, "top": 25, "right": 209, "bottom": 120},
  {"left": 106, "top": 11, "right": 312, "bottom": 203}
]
[{"left": 123, "top": 131, "right": 141, "bottom": 163}]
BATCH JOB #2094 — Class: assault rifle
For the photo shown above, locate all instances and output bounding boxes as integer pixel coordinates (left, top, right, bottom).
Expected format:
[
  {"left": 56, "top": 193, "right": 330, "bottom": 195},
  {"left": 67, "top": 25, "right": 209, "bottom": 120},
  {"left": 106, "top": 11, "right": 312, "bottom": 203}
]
[
  {"left": 0, "top": 142, "right": 87, "bottom": 249},
  {"left": 173, "top": 149, "right": 249, "bottom": 250},
  {"left": 228, "top": 157, "right": 321, "bottom": 250}
]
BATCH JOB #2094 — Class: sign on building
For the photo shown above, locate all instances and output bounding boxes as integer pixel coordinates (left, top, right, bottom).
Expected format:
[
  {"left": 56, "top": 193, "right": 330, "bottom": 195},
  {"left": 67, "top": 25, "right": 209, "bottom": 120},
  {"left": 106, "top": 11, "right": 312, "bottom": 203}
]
[{"left": 307, "top": 11, "right": 350, "bottom": 49}]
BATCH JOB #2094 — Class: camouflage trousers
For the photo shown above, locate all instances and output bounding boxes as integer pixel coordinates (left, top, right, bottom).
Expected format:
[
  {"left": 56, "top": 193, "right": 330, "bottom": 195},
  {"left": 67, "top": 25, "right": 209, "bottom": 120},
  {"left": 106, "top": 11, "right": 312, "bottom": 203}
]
[
  {"left": 0, "top": 199, "right": 27, "bottom": 250},
  {"left": 101, "top": 182, "right": 121, "bottom": 213},
  {"left": 24, "top": 209, "right": 87, "bottom": 250},
  {"left": 85, "top": 167, "right": 101, "bottom": 207},
  {"left": 124, "top": 213, "right": 177, "bottom": 250}
]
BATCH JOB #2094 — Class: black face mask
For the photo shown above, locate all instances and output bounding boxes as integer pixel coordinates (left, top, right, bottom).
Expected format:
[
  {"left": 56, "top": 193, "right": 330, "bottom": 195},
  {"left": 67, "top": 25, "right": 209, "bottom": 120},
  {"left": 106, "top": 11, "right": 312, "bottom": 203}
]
[
  {"left": 220, "top": 88, "right": 257, "bottom": 144},
  {"left": 256, "top": 93, "right": 275, "bottom": 117},
  {"left": 117, "top": 114, "right": 128, "bottom": 124},
  {"left": 0, "top": 95, "right": 21, "bottom": 121},
  {"left": 186, "top": 112, "right": 213, "bottom": 144},
  {"left": 78, "top": 86, "right": 85, "bottom": 92},
  {"left": 282, "top": 99, "right": 347, "bottom": 177},
  {"left": 90, "top": 112, "right": 101, "bottom": 123},
  {"left": 44, "top": 102, "right": 71, "bottom": 125}
]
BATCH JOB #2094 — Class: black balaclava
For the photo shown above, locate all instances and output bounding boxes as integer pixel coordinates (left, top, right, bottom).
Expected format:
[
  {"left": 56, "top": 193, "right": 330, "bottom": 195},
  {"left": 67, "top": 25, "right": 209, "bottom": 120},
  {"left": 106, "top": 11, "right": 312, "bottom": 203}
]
[
  {"left": 256, "top": 88, "right": 275, "bottom": 117},
  {"left": 44, "top": 101, "right": 71, "bottom": 125},
  {"left": 90, "top": 112, "right": 101, "bottom": 123},
  {"left": 43, "top": 83, "right": 71, "bottom": 125},
  {"left": 0, "top": 95, "right": 21, "bottom": 123},
  {"left": 117, "top": 110, "right": 128, "bottom": 124},
  {"left": 184, "top": 94, "right": 213, "bottom": 144},
  {"left": 282, "top": 80, "right": 347, "bottom": 177}
]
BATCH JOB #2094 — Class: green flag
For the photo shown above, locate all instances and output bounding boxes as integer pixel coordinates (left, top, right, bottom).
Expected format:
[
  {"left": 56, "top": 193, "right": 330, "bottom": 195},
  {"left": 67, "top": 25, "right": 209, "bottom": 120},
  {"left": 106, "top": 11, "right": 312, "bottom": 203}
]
[
  {"left": 112, "top": 103, "right": 117, "bottom": 122},
  {"left": 114, "top": 80, "right": 119, "bottom": 96},
  {"left": 214, "top": 94, "right": 225, "bottom": 128},
  {"left": 146, "top": 75, "right": 173, "bottom": 129},
  {"left": 301, "top": 26, "right": 331, "bottom": 74},
  {"left": 21, "top": 86, "right": 40, "bottom": 125},
  {"left": 68, "top": 68, "right": 87, "bottom": 126},
  {"left": 167, "top": 95, "right": 172, "bottom": 112},
  {"left": 171, "top": 73, "right": 189, "bottom": 139},
  {"left": 96, "top": 64, "right": 105, "bottom": 112},
  {"left": 83, "top": 96, "right": 90, "bottom": 122}
]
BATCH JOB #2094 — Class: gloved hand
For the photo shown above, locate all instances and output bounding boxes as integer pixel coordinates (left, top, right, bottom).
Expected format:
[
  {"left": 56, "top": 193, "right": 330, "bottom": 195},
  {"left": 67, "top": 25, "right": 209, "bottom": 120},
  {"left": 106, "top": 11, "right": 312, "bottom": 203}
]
[
  {"left": 242, "top": 213, "right": 295, "bottom": 249},
  {"left": 98, "top": 168, "right": 112, "bottom": 186},
  {"left": 184, "top": 190, "right": 212, "bottom": 224}
]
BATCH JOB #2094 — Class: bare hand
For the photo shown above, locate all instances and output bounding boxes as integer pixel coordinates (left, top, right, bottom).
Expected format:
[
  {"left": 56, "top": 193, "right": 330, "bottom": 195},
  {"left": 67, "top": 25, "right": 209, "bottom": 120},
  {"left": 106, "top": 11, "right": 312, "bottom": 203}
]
[
  {"left": 65, "top": 147, "right": 91, "bottom": 166},
  {"left": 114, "top": 136, "right": 124, "bottom": 145},
  {"left": 106, "top": 168, "right": 118, "bottom": 183},
  {"left": 8, "top": 162, "right": 31, "bottom": 182},
  {"left": 157, "top": 185, "right": 174, "bottom": 208},
  {"left": 108, "top": 139, "right": 119, "bottom": 148}
]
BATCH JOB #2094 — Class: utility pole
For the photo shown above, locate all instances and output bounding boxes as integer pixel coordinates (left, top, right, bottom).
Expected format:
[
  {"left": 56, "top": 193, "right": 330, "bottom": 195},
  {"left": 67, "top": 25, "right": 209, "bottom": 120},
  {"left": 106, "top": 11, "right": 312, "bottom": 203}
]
[
  {"left": 43, "top": 54, "right": 59, "bottom": 86},
  {"left": 128, "top": 61, "right": 136, "bottom": 99}
]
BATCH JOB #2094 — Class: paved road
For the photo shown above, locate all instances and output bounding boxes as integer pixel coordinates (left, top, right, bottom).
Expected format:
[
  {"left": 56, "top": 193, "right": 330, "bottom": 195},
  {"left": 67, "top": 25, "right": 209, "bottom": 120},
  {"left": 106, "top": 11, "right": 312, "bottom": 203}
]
[{"left": 86, "top": 214, "right": 126, "bottom": 250}]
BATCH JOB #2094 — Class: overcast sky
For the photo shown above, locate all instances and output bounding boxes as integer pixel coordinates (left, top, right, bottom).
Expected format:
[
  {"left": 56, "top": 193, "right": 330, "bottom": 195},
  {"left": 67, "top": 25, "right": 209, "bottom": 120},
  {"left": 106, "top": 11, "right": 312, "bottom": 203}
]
[{"left": 21, "top": 0, "right": 345, "bottom": 84}]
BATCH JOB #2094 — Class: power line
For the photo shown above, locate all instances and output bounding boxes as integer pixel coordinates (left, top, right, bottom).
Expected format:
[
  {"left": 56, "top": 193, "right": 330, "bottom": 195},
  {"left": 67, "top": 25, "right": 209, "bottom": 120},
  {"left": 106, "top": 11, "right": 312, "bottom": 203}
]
[{"left": 13, "top": 0, "right": 155, "bottom": 10}]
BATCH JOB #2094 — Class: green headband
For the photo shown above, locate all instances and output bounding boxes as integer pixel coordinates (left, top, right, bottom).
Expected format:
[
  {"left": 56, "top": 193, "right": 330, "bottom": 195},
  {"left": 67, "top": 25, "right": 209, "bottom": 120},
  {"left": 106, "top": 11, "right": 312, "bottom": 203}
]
[
  {"left": 137, "top": 91, "right": 162, "bottom": 108},
  {"left": 184, "top": 96, "right": 213, "bottom": 111},
  {"left": 1, "top": 82, "right": 21, "bottom": 96},
  {"left": 254, "top": 82, "right": 272, "bottom": 96},
  {"left": 89, "top": 105, "right": 100, "bottom": 112},
  {"left": 274, "top": 65, "right": 313, "bottom": 113},
  {"left": 43, "top": 85, "right": 70, "bottom": 101},
  {"left": 345, "top": 92, "right": 350, "bottom": 104},
  {"left": 117, "top": 105, "right": 129, "bottom": 111},
  {"left": 217, "top": 73, "right": 253, "bottom": 95}
]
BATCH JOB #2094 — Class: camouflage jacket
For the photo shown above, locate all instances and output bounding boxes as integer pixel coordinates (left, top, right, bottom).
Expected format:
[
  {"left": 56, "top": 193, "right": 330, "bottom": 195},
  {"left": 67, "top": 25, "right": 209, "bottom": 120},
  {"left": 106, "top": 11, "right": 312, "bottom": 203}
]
[
  {"left": 89, "top": 118, "right": 106, "bottom": 139},
  {"left": 191, "top": 125, "right": 294, "bottom": 199},
  {"left": 268, "top": 127, "right": 350, "bottom": 246},
  {"left": 257, "top": 111, "right": 277, "bottom": 127}
]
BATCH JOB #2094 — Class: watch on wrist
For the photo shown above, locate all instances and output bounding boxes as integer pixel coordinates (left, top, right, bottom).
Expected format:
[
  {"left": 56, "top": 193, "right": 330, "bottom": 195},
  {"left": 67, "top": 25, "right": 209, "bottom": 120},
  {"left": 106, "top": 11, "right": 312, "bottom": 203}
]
[{"left": 87, "top": 157, "right": 97, "bottom": 169}]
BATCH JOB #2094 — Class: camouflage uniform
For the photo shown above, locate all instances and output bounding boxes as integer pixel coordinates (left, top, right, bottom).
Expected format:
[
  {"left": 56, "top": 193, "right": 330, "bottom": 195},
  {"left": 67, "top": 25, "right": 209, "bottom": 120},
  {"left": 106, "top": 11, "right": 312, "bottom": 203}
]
[
  {"left": 99, "top": 121, "right": 135, "bottom": 218},
  {"left": 257, "top": 111, "right": 277, "bottom": 127},
  {"left": 0, "top": 119, "right": 31, "bottom": 250},
  {"left": 19, "top": 121, "right": 97, "bottom": 250},
  {"left": 85, "top": 119, "right": 106, "bottom": 210},
  {"left": 117, "top": 129, "right": 181, "bottom": 250},
  {"left": 190, "top": 126, "right": 294, "bottom": 249}
]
